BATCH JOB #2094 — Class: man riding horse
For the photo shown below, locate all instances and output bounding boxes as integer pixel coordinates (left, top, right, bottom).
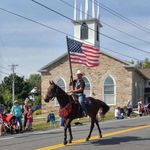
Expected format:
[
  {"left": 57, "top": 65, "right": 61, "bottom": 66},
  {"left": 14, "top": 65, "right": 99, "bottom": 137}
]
[{"left": 69, "top": 70, "right": 88, "bottom": 117}]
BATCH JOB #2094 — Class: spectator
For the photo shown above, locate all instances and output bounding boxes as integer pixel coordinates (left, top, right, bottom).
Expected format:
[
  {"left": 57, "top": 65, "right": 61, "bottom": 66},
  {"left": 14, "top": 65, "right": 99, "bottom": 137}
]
[
  {"left": 0, "top": 103, "right": 5, "bottom": 115},
  {"left": 59, "top": 117, "right": 65, "bottom": 128},
  {"left": 0, "top": 101, "right": 6, "bottom": 136},
  {"left": 11, "top": 100, "right": 23, "bottom": 132},
  {"left": 47, "top": 111, "right": 56, "bottom": 128},
  {"left": 138, "top": 100, "right": 144, "bottom": 117},
  {"left": 23, "top": 98, "right": 29, "bottom": 130},
  {"left": 127, "top": 100, "right": 133, "bottom": 118},
  {"left": 26, "top": 104, "right": 33, "bottom": 131},
  {"left": 114, "top": 107, "right": 124, "bottom": 119}
]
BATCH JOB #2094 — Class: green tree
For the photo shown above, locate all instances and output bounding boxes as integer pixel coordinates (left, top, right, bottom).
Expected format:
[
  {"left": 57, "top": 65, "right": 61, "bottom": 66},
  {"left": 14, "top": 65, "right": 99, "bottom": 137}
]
[
  {"left": 26, "top": 74, "right": 41, "bottom": 96},
  {"left": 0, "top": 73, "right": 41, "bottom": 112},
  {"left": 143, "top": 58, "right": 150, "bottom": 68}
]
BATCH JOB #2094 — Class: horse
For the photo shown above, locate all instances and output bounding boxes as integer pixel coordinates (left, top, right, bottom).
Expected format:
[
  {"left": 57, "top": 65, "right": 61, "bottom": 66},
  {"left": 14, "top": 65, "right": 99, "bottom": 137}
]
[{"left": 44, "top": 81, "right": 110, "bottom": 145}]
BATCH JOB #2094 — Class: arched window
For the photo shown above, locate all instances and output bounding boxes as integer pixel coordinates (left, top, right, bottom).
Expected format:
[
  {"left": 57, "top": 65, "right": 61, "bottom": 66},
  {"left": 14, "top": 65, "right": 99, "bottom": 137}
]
[
  {"left": 80, "top": 22, "right": 88, "bottom": 40},
  {"left": 83, "top": 77, "right": 91, "bottom": 96},
  {"left": 104, "top": 76, "right": 115, "bottom": 105},
  {"left": 55, "top": 78, "right": 66, "bottom": 106}
]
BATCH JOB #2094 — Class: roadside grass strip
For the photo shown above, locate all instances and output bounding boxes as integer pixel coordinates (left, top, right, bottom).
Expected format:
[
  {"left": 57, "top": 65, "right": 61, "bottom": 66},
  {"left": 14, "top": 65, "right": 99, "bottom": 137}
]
[{"left": 37, "top": 124, "right": 150, "bottom": 150}]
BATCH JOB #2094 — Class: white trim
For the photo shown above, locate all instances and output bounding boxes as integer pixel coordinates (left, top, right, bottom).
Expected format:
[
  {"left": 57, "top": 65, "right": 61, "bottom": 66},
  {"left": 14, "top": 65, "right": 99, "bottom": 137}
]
[{"left": 102, "top": 74, "right": 116, "bottom": 105}]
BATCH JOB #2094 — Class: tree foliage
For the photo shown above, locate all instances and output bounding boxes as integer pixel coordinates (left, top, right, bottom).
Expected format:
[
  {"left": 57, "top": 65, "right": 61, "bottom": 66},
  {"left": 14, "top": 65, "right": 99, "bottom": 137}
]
[
  {"left": 0, "top": 73, "right": 41, "bottom": 112},
  {"left": 135, "top": 58, "right": 150, "bottom": 69}
]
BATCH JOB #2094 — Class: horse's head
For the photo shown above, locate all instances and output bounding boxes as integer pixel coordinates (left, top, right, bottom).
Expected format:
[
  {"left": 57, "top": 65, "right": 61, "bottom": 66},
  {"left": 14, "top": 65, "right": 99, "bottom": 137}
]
[{"left": 44, "top": 80, "right": 57, "bottom": 103}]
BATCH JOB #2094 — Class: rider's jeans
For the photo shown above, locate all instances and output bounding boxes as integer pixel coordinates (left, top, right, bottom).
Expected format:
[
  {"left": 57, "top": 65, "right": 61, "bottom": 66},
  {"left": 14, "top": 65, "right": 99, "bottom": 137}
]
[{"left": 76, "top": 93, "right": 88, "bottom": 115}]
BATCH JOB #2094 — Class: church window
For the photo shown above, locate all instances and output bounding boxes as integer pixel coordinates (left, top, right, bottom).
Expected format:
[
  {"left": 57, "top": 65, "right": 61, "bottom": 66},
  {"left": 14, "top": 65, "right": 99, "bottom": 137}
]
[
  {"left": 80, "top": 22, "right": 88, "bottom": 40},
  {"left": 104, "top": 76, "right": 116, "bottom": 105}
]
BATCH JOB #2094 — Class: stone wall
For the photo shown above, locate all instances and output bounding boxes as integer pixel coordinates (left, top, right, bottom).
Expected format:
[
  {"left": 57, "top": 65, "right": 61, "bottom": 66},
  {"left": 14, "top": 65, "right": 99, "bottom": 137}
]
[{"left": 41, "top": 53, "right": 134, "bottom": 113}]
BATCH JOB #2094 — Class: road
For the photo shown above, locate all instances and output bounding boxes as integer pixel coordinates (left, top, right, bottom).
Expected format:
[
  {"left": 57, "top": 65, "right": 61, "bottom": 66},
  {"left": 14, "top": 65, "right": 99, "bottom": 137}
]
[{"left": 0, "top": 116, "right": 150, "bottom": 150}]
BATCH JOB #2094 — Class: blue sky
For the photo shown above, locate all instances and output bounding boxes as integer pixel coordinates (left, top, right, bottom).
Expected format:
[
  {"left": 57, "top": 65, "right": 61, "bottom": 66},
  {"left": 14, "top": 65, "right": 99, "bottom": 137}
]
[{"left": 0, "top": 0, "right": 150, "bottom": 81}]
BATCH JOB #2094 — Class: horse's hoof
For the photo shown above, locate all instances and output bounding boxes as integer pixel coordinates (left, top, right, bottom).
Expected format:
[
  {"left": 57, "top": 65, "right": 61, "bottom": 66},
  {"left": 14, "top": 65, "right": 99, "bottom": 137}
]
[
  {"left": 86, "top": 137, "right": 89, "bottom": 141},
  {"left": 69, "top": 140, "right": 72, "bottom": 143},
  {"left": 63, "top": 141, "right": 68, "bottom": 145},
  {"left": 100, "top": 135, "right": 103, "bottom": 138}
]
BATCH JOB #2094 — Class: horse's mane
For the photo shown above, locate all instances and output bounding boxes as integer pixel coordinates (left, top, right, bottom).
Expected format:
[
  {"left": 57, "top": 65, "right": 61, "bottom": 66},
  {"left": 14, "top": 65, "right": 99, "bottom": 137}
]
[{"left": 55, "top": 84, "right": 71, "bottom": 107}]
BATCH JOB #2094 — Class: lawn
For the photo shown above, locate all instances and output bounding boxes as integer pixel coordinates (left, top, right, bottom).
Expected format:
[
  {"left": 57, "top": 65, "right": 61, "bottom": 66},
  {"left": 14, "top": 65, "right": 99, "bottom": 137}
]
[{"left": 32, "top": 112, "right": 114, "bottom": 131}]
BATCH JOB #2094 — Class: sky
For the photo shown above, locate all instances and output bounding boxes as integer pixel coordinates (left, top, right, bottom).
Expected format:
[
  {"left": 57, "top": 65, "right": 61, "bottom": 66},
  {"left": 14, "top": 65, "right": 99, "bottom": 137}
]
[{"left": 0, "top": 0, "right": 150, "bottom": 81}]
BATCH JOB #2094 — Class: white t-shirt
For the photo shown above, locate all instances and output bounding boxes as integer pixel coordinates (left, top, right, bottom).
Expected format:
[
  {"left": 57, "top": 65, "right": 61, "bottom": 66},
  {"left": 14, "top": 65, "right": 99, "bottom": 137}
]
[{"left": 114, "top": 108, "right": 120, "bottom": 117}]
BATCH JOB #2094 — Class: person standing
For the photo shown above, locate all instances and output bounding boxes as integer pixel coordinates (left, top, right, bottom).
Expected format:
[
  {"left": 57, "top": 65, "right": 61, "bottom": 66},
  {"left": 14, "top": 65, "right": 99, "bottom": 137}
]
[
  {"left": 0, "top": 104, "right": 5, "bottom": 115},
  {"left": 127, "top": 100, "right": 133, "bottom": 118},
  {"left": 11, "top": 100, "right": 23, "bottom": 132},
  {"left": 138, "top": 100, "right": 144, "bottom": 117},
  {"left": 47, "top": 111, "right": 56, "bottom": 128},
  {"left": 69, "top": 70, "right": 88, "bottom": 116},
  {"left": 23, "top": 98, "right": 29, "bottom": 130},
  {"left": 26, "top": 104, "right": 33, "bottom": 131},
  {"left": 0, "top": 101, "right": 6, "bottom": 135}
]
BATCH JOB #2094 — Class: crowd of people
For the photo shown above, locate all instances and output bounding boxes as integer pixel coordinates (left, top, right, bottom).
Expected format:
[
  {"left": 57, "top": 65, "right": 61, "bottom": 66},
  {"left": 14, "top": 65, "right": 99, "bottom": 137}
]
[
  {"left": 114, "top": 98, "right": 149, "bottom": 120},
  {"left": 0, "top": 98, "right": 33, "bottom": 135}
]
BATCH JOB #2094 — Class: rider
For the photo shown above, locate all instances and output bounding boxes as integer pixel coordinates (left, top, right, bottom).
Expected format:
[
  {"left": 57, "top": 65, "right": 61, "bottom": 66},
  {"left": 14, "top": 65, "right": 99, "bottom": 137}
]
[{"left": 69, "top": 70, "right": 88, "bottom": 117}]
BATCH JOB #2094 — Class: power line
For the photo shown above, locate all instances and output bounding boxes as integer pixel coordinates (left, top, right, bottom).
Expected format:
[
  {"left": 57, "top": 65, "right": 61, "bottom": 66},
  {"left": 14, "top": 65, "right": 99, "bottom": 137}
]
[
  {"left": 31, "top": 0, "right": 150, "bottom": 55},
  {"left": 0, "top": 70, "right": 10, "bottom": 76},
  {"left": 96, "top": 0, "right": 150, "bottom": 34},
  {"left": 0, "top": 65, "right": 10, "bottom": 72},
  {"left": 0, "top": 7, "right": 73, "bottom": 38},
  {"left": 0, "top": 7, "right": 146, "bottom": 61},
  {"left": 101, "top": 46, "right": 140, "bottom": 61},
  {"left": 101, "top": 22, "right": 150, "bottom": 45},
  {"left": 59, "top": 0, "right": 150, "bottom": 45}
]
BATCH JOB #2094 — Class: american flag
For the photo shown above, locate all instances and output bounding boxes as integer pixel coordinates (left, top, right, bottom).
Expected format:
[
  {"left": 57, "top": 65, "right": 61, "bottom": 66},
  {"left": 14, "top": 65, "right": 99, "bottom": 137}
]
[{"left": 67, "top": 37, "right": 100, "bottom": 67}]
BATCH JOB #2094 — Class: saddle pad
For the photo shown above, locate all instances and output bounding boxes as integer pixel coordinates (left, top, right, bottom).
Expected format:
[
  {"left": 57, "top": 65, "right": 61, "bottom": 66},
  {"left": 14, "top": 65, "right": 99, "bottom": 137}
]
[{"left": 59, "top": 103, "right": 72, "bottom": 118}]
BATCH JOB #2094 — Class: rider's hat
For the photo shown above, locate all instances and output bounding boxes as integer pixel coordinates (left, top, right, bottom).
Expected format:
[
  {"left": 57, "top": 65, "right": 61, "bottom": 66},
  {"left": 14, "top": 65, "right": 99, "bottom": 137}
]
[{"left": 76, "top": 70, "right": 83, "bottom": 75}]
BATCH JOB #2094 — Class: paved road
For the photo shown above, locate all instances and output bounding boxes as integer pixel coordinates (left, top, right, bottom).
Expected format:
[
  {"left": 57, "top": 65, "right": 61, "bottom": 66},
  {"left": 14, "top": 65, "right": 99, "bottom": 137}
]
[{"left": 0, "top": 116, "right": 150, "bottom": 150}]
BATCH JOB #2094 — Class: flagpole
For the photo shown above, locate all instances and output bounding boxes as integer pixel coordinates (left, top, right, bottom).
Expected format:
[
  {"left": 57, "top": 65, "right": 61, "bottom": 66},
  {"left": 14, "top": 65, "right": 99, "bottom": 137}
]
[{"left": 66, "top": 36, "right": 74, "bottom": 87}]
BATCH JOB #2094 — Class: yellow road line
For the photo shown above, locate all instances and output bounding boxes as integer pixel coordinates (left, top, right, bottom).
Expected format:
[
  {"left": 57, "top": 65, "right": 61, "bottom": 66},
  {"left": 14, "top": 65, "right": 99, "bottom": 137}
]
[{"left": 37, "top": 124, "right": 150, "bottom": 150}]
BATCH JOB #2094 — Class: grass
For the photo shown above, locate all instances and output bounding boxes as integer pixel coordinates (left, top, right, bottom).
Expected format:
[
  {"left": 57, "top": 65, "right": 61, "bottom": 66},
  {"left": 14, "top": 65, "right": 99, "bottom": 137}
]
[{"left": 32, "top": 112, "right": 114, "bottom": 131}]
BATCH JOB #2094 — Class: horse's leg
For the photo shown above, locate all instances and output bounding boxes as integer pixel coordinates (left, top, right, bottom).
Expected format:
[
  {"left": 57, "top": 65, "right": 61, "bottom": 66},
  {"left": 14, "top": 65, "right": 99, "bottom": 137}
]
[
  {"left": 95, "top": 119, "right": 102, "bottom": 138},
  {"left": 86, "top": 118, "right": 95, "bottom": 141},
  {"left": 68, "top": 122, "right": 73, "bottom": 143},
  {"left": 63, "top": 119, "right": 69, "bottom": 145}
]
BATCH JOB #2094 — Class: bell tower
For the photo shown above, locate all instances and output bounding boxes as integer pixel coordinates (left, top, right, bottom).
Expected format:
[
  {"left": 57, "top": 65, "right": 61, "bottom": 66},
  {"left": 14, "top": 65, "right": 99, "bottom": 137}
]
[{"left": 73, "top": 0, "right": 102, "bottom": 49}]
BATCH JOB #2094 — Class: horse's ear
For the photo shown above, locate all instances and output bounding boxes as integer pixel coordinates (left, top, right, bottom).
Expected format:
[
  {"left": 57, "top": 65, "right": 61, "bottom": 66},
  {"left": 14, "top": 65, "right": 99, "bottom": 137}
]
[
  {"left": 52, "top": 80, "right": 55, "bottom": 84},
  {"left": 49, "top": 80, "right": 52, "bottom": 85}
]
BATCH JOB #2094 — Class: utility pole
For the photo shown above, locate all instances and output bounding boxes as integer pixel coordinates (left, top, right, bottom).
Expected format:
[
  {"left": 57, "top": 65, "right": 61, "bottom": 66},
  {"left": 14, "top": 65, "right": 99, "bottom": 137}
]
[{"left": 9, "top": 64, "right": 18, "bottom": 103}]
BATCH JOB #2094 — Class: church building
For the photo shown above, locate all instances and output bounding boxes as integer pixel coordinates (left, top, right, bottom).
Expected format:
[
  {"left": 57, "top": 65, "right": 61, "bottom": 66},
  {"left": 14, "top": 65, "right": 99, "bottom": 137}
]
[{"left": 39, "top": 0, "right": 148, "bottom": 113}]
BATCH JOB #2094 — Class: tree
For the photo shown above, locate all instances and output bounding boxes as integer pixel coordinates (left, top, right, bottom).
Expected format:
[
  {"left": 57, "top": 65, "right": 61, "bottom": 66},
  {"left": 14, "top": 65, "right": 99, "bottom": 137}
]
[
  {"left": 143, "top": 58, "right": 150, "bottom": 68},
  {"left": 26, "top": 74, "right": 41, "bottom": 96},
  {"left": 0, "top": 73, "right": 41, "bottom": 112}
]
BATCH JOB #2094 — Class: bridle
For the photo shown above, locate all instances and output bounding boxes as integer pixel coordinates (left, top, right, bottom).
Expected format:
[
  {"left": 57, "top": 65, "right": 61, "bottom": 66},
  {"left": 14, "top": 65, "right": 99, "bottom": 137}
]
[{"left": 47, "top": 84, "right": 66, "bottom": 101}]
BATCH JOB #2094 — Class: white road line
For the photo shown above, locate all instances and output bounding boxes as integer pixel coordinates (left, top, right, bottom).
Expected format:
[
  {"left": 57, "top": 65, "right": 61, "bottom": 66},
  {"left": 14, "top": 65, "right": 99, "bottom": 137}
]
[{"left": 0, "top": 137, "right": 14, "bottom": 141}]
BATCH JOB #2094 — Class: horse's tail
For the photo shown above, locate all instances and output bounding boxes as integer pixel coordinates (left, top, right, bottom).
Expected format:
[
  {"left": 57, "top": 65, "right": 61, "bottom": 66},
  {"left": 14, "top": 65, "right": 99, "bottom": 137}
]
[{"left": 99, "top": 100, "right": 110, "bottom": 115}]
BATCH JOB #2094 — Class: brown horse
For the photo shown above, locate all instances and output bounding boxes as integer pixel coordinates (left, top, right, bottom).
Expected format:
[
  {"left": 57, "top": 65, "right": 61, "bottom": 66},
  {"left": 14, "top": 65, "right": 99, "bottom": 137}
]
[{"left": 44, "top": 81, "right": 109, "bottom": 145}]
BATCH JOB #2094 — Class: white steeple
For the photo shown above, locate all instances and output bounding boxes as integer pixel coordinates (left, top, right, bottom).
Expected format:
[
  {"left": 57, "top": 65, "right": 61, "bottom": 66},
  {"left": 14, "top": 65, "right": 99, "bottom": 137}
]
[
  {"left": 73, "top": 0, "right": 102, "bottom": 48},
  {"left": 92, "top": 0, "right": 95, "bottom": 18},
  {"left": 80, "top": 3, "right": 83, "bottom": 20},
  {"left": 74, "top": 0, "right": 77, "bottom": 20},
  {"left": 85, "top": 0, "right": 89, "bottom": 19},
  {"left": 97, "top": 2, "right": 100, "bottom": 19}
]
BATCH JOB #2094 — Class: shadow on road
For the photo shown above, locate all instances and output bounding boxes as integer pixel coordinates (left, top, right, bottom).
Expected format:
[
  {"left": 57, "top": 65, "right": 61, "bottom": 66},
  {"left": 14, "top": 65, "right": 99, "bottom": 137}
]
[{"left": 90, "top": 136, "right": 150, "bottom": 146}]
